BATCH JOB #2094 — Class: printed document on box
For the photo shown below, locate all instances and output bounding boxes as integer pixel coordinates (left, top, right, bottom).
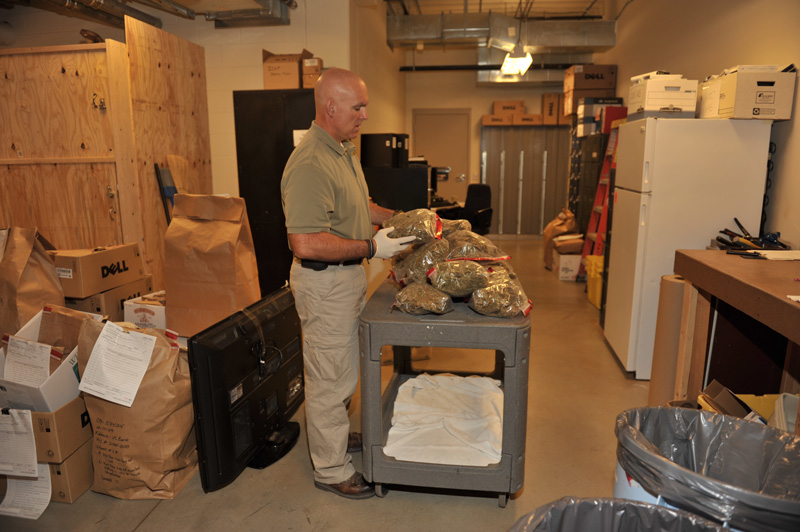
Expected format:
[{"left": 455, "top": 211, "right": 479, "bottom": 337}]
[
  {"left": 79, "top": 321, "right": 156, "bottom": 408},
  {"left": 0, "top": 463, "right": 52, "bottom": 520},
  {"left": 4, "top": 336, "right": 51, "bottom": 387},
  {"left": 0, "top": 409, "right": 38, "bottom": 477}
]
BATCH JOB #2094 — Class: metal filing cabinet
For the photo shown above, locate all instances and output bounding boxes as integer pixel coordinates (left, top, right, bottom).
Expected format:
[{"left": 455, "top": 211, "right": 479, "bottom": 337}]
[{"left": 359, "top": 283, "right": 531, "bottom": 507}]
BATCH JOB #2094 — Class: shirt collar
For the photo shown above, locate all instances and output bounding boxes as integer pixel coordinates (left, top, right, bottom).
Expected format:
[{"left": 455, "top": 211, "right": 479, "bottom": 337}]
[{"left": 310, "top": 121, "right": 356, "bottom": 157}]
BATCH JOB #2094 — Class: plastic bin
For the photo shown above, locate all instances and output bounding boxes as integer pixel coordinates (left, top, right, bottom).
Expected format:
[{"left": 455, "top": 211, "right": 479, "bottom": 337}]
[
  {"left": 584, "top": 255, "right": 603, "bottom": 309},
  {"left": 615, "top": 406, "right": 800, "bottom": 532},
  {"left": 507, "top": 497, "right": 724, "bottom": 531}
]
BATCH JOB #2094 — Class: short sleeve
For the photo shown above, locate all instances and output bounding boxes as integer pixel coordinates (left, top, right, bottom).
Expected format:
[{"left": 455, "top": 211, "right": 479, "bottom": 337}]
[{"left": 282, "top": 162, "right": 335, "bottom": 234}]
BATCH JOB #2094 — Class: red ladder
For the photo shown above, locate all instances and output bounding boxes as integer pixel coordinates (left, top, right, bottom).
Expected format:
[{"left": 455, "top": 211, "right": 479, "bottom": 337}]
[{"left": 577, "top": 127, "right": 619, "bottom": 277}]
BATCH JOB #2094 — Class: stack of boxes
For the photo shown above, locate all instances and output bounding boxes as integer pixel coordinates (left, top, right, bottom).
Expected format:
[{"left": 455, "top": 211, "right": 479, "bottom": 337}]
[
  {"left": 51, "top": 243, "right": 151, "bottom": 323},
  {"left": 576, "top": 97, "right": 626, "bottom": 137},
  {"left": 262, "top": 49, "right": 324, "bottom": 90},
  {"left": 482, "top": 98, "right": 570, "bottom": 127},
  {"left": 627, "top": 71, "right": 698, "bottom": 120},
  {"left": 562, "top": 64, "right": 618, "bottom": 117},
  {"left": 482, "top": 100, "right": 526, "bottom": 126},
  {"left": 698, "top": 65, "right": 796, "bottom": 120}
]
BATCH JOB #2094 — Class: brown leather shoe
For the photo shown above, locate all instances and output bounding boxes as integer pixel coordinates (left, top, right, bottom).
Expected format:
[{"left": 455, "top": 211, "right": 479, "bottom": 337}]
[
  {"left": 347, "top": 432, "right": 362, "bottom": 453},
  {"left": 314, "top": 472, "right": 375, "bottom": 499}
]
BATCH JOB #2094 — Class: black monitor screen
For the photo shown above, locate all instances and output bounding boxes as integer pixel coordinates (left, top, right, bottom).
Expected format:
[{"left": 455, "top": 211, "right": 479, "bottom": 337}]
[{"left": 188, "top": 286, "right": 304, "bottom": 492}]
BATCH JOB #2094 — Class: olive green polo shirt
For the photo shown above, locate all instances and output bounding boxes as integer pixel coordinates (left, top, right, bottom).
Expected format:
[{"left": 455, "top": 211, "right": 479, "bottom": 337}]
[{"left": 281, "top": 122, "right": 372, "bottom": 246}]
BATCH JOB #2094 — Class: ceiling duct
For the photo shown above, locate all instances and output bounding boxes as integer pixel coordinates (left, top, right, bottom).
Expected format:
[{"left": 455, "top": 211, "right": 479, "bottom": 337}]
[
  {"left": 388, "top": 12, "right": 615, "bottom": 54},
  {"left": 476, "top": 46, "right": 592, "bottom": 87}
]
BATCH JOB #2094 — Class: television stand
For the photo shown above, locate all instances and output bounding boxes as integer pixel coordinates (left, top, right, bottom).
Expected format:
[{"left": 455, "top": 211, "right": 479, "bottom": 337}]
[{"left": 248, "top": 421, "right": 300, "bottom": 469}]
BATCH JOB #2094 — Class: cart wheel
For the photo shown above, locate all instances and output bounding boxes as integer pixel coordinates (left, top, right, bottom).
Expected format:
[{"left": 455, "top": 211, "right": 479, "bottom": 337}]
[
  {"left": 375, "top": 483, "right": 388, "bottom": 498},
  {"left": 498, "top": 492, "right": 508, "bottom": 508}
]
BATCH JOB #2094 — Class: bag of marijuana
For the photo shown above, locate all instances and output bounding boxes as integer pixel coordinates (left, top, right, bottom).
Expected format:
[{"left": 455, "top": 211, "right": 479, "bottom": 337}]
[
  {"left": 469, "top": 269, "right": 531, "bottom": 318},
  {"left": 441, "top": 218, "right": 472, "bottom": 238},
  {"left": 393, "top": 283, "right": 455, "bottom": 315},
  {"left": 427, "top": 260, "right": 489, "bottom": 298},
  {"left": 391, "top": 238, "right": 450, "bottom": 285},
  {"left": 445, "top": 230, "right": 510, "bottom": 261},
  {"left": 384, "top": 208, "right": 442, "bottom": 242}
]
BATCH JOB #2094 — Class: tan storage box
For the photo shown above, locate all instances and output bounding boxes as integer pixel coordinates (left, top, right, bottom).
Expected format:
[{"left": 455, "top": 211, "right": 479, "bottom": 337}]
[
  {"left": 482, "top": 114, "right": 513, "bottom": 126},
  {"left": 32, "top": 395, "right": 93, "bottom": 463},
  {"left": 65, "top": 275, "right": 153, "bottom": 322},
  {"left": 492, "top": 100, "right": 525, "bottom": 116},
  {"left": 262, "top": 48, "right": 313, "bottom": 90},
  {"left": 49, "top": 244, "right": 145, "bottom": 299},
  {"left": 564, "top": 64, "right": 617, "bottom": 92},
  {"left": 123, "top": 290, "right": 167, "bottom": 330},
  {"left": 49, "top": 438, "right": 93, "bottom": 503},
  {"left": 302, "top": 57, "right": 323, "bottom": 88},
  {"left": 718, "top": 66, "right": 796, "bottom": 120},
  {"left": 512, "top": 114, "right": 544, "bottom": 126}
]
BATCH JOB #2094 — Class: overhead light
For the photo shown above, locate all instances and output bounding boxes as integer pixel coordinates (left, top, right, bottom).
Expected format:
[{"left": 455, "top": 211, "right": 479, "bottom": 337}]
[{"left": 501, "top": 44, "right": 532, "bottom": 75}]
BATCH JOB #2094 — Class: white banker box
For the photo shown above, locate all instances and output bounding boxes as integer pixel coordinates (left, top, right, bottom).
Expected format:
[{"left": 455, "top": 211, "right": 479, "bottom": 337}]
[{"left": 717, "top": 65, "right": 797, "bottom": 120}]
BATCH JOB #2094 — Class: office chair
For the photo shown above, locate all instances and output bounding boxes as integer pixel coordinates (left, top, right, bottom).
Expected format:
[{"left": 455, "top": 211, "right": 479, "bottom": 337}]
[{"left": 437, "top": 184, "right": 493, "bottom": 235}]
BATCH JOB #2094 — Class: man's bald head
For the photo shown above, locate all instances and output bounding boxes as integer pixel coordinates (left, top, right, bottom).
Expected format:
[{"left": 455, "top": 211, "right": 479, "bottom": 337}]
[{"left": 314, "top": 68, "right": 369, "bottom": 142}]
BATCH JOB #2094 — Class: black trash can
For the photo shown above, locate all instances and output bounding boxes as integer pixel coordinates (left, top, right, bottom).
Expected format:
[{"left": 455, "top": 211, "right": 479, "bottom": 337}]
[
  {"left": 615, "top": 406, "right": 800, "bottom": 532},
  {"left": 508, "top": 497, "right": 724, "bottom": 531}
]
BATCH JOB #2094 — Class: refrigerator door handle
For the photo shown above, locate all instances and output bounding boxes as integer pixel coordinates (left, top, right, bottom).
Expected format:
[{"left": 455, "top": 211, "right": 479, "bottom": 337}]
[{"left": 640, "top": 203, "right": 647, "bottom": 227}]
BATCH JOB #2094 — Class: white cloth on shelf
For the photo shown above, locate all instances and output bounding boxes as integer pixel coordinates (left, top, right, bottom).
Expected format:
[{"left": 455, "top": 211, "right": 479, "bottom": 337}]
[{"left": 383, "top": 373, "right": 503, "bottom": 466}]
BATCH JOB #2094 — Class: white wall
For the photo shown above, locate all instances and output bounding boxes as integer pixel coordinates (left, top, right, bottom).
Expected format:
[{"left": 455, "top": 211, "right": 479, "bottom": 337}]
[{"left": 596, "top": 0, "right": 800, "bottom": 246}]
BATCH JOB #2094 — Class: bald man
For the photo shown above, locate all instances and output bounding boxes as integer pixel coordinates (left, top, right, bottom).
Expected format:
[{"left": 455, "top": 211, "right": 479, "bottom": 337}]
[{"left": 281, "top": 68, "right": 414, "bottom": 499}]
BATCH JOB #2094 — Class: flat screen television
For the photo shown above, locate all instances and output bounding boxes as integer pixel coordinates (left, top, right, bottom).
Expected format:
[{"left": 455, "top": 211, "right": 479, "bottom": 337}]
[{"left": 188, "top": 286, "right": 304, "bottom": 492}]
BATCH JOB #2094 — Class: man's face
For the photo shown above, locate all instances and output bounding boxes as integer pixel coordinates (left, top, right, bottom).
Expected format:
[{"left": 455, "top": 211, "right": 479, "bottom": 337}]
[{"left": 331, "top": 81, "right": 369, "bottom": 141}]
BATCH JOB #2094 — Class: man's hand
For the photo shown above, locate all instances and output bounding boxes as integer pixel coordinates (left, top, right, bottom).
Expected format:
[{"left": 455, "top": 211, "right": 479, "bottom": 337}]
[{"left": 373, "top": 227, "right": 415, "bottom": 259}]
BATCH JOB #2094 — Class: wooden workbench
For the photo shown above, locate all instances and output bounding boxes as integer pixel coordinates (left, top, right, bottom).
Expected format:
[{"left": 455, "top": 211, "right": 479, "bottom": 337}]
[{"left": 672, "top": 249, "right": 800, "bottom": 401}]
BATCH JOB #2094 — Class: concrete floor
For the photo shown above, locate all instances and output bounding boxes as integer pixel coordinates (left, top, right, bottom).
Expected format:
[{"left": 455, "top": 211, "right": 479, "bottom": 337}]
[{"left": 2, "top": 236, "right": 650, "bottom": 532}]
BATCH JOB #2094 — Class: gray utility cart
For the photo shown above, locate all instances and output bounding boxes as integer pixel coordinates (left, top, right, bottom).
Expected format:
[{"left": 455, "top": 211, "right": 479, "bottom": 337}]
[{"left": 359, "top": 282, "right": 531, "bottom": 507}]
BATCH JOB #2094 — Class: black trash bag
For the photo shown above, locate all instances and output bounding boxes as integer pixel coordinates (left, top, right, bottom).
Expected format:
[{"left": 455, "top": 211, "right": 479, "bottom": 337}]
[
  {"left": 391, "top": 238, "right": 450, "bottom": 286},
  {"left": 427, "top": 260, "right": 489, "bottom": 298},
  {"left": 392, "top": 283, "right": 454, "bottom": 315},
  {"left": 508, "top": 497, "right": 725, "bottom": 532},
  {"left": 615, "top": 406, "right": 800, "bottom": 532},
  {"left": 383, "top": 208, "right": 442, "bottom": 242},
  {"left": 445, "top": 230, "right": 509, "bottom": 261},
  {"left": 468, "top": 267, "right": 530, "bottom": 318}
]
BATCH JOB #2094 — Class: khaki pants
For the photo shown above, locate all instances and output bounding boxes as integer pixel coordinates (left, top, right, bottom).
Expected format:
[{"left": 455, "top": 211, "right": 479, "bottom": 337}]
[{"left": 290, "top": 261, "right": 367, "bottom": 484}]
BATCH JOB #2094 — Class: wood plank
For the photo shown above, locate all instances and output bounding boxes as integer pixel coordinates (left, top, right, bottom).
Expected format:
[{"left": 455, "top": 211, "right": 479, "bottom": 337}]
[
  {"left": 687, "top": 290, "right": 712, "bottom": 400},
  {"left": 0, "top": 163, "right": 121, "bottom": 248},
  {"left": 166, "top": 153, "right": 210, "bottom": 194},
  {"left": 0, "top": 44, "right": 107, "bottom": 56},
  {"left": 0, "top": 47, "right": 114, "bottom": 161},
  {"left": 125, "top": 16, "right": 212, "bottom": 289},
  {"left": 0, "top": 157, "right": 115, "bottom": 165},
  {"left": 105, "top": 38, "right": 145, "bottom": 267},
  {"left": 674, "top": 284, "right": 698, "bottom": 401}
]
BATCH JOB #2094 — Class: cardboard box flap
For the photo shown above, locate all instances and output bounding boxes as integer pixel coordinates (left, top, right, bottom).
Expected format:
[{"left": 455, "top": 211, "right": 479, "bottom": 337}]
[
  {"left": 172, "top": 194, "right": 245, "bottom": 222},
  {"left": 262, "top": 48, "right": 314, "bottom": 63}
]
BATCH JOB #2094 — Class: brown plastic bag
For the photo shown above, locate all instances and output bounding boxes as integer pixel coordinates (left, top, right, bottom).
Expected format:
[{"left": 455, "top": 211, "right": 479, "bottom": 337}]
[
  {"left": 77, "top": 319, "right": 197, "bottom": 499},
  {"left": 0, "top": 228, "right": 65, "bottom": 336},
  {"left": 542, "top": 209, "right": 577, "bottom": 270},
  {"left": 164, "top": 194, "right": 261, "bottom": 337}
]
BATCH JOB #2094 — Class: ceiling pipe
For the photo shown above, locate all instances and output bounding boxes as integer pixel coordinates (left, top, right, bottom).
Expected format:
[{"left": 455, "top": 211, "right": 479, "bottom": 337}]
[
  {"left": 136, "top": 0, "right": 195, "bottom": 19},
  {"left": 76, "top": 0, "right": 162, "bottom": 27},
  {"left": 39, "top": 0, "right": 125, "bottom": 28}
]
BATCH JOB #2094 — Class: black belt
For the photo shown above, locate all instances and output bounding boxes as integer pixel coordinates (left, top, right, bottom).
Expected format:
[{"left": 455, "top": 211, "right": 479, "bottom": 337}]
[{"left": 299, "top": 258, "right": 362, "bottom": 271}]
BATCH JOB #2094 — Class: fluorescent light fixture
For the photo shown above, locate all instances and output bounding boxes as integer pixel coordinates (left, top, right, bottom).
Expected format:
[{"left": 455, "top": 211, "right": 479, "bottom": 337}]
[{"left": 501, "top": 44, "right": 532, "bottom": 75}]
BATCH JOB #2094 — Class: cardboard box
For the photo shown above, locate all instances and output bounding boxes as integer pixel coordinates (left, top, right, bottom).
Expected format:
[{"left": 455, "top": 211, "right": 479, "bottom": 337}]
[
  {"left": 492, "top": 100, "right": 525, "bottom": 116},
  {"left": 557, "top": 95, "right": 570, "bottom": 124},
  {"left": 576, "top": 121, "right": 598, "bottom": 138},
  {"left": 628, "top": 77, "right": 698, "bottom": 115},
  {"left": 717, "top": 66, "right": 796, "bottom": 120},
  {"left": 512, "top": 114, "right": 544, "bottom": 126},
  {"left": 30, "top": 395, "right": 92, "bottom": 463},
  {"left": 49, "top": 243, "right": 145, "bottom": 299},
  {"left": 123, "top": 290, "right": 166, "bottom": 330},
  {"left": 577, "top": 97, "right": 625, "bottom": 120},
  {"left": 0, "top": 311, "right": 81, "bottom": 412},
  {"left": 65, "top": 275, "right": 153, "bottom": 322},
  {"left": 698, "top": 77, "right": 722, "bottom": 119},
  {"left": 262, "top": 49, "right": 313, "bottom": 90},
  {"left": 551, "top": 251, "right": 582, "bottom": 281},
  {"left": 49, "top": 438, "right": 93, "bottom": 503},
  {"left": 563, "top": 89, "right": 616, "bottom": 116},
  {"left": 542, "top": 93, "right": 561, "bottom": 125},
  {"left": 564, "top": 64, "right": 618, "bottom": 92},
  {"left": 482, "top": 114, "right": 512, "bottom": 126}
]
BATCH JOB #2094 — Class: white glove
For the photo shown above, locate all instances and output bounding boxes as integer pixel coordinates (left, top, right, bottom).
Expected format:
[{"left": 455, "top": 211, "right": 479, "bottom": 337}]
[{"left": 373, "top": 227, "right": 415, "bottom": 259}]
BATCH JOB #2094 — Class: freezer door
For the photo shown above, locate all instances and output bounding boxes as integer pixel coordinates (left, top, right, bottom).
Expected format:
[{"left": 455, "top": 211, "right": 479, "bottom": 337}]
[
  {"left": 615, "top": 118, "right": 654, "bottom": 193},
  {"left": 604, "top": 188, "right": 650, "bottom": 373}
]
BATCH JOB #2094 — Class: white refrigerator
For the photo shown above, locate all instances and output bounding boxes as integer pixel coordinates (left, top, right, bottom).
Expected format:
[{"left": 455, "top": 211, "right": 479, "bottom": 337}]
[{"left": 604, "top": 118, "right": 772, "bottom": 380}]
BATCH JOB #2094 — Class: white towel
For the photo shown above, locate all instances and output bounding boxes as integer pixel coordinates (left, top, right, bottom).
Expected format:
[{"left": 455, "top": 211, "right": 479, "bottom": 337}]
[{"left": 383, "top": 373, "right": 503, "bottom": 466}]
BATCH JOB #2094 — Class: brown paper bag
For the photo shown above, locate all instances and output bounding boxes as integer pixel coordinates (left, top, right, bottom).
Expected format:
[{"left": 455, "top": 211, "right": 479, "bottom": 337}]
[
  {"left": 164, "top": 194, "right": 261, "bottom": 337},
  {"left": 0, "top": 227, "right": 65, "bottom": 336},
  {"left": 542, "top": 209, "right": 577, "bottom": 269},
  {"left": 77, "top": 319, "right": 197, "bottom": 499}
]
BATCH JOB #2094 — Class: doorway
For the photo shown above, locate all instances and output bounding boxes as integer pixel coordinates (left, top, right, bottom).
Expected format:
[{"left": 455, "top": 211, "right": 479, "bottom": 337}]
[{"left": 412, "top": 108, "right": 471, "bottom": 203}]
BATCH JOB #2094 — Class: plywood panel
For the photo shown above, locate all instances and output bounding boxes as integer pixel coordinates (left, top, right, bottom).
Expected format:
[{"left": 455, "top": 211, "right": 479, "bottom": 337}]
[
  {"left": 125, "top": 16, "right": 212, "bottom": 288},
  {"left": 0, "top": 163, "right": 121, "bottom": 249},
  {"left": 0, "top": 45, "right": 114, "bottom": 161}
]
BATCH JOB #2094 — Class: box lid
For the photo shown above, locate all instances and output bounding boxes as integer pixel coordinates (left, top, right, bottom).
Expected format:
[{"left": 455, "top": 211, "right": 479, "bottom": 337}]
[{"left": 262, "top": 49, "right": 314, "bottom": 63}]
